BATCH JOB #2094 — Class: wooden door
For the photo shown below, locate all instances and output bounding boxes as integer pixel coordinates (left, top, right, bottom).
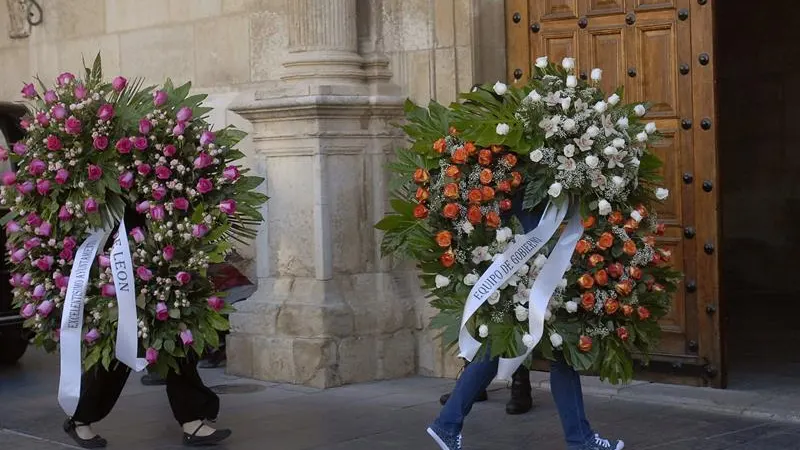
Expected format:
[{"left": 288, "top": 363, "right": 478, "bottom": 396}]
[{"left": 505, "top": 0, "right": 722, "bottom": 387}]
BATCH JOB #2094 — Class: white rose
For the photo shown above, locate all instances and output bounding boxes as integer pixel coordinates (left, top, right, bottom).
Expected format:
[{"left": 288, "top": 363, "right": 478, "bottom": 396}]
[
  {"left": 612, "top": 137, "right": 626, "bottom": 148},
  {"left": 488, "top": 291, "right": 501, "bottom": 305},
  {"left": 530, "top": 149, "right": 544, "bottom": 163},
  {"left": 616, "top": 116, "right": 629, "bottom": 129},
  {"left": 517, "top": 264, "right": 530, "bottom": 277},
  {"left": 435, "top": 274, "right": 450, "bottom": 288},
  {"left": 462, "top": 221, "right": 475, "bottom": 235},
  {"left": 558, "top": 278, "right": 568, "bottom": 289},
  {"left": 565, "top": 301, "right": 578, "bottom": 313},
  {"left": 598, "top": 199, "right": 612, "bottom": 216},
  {"left": 533, "top": 254, "right": 547, "bottom": 269},
  {"left": 566, "top": 75, "right": 578, "bottom": 88},
  {"left": 631, "top": 210, "right": 643, "bottom": 222},
  {"left": 563, "top": 144, "right": 575, "bottom": 157},
  {"left": 612, "top": 176, "right": 625, "bottom": 187},
  {"left": 496, "top": 123, "right": 510, "bottom": 136},
  {"left": 585, "top": 154, "right": 600, "bottom": 168},
  {"left": 608, "top": 93, "right": 620, "bottom": 105},
  {"left": 527, "top": 90, "right": 542, "bottom": 102},
  {"left": 548, "top": 182, "right": 563, "bottom": 198},
  {"left": 655, "top": 187, "right": 670, "bottom": 200},
  {"left": 603, "top": 146, "right": 618, "bottom": 156},
  {"left": 636, "top": 132, "right": 648, "bottom": 143},
  {"left": 562, "top": 119, "right": 576, "bottom": 132},
  {"left": 478, "top": 324, "right": 489, "bottom": 338},
  {"left": 634, "top": 104, "right": 646, "bottom": 116},
  {"left": 496, "top": 227, "right": 513, "bottom": 243},
  {"left": 630, "top": 157, "right": 641, "bottom": 167},
  {"left": 544, "top": 309, "right": 552, "bottom": 321},
  {"left": 645, "top": 122, "right": 657, "bottom": 134},
  {"left": 493, "top": 81, "right": 508, "bottom": 95},
  {"left": 586, "top": 125, "right": 600, "bottom": 138},
  {"left": 463, "top": 273, "right": 479, "bottom": 286},
  {"left": 550, "top": 333, "right": 564, "bottom": 348},
  {"left": 561, "top": 97, "right": 572, "bottom": 112},
  {"left": 515, "top": 305, "right": 528, "bottom": 322},
  {"left": 591, "top": 68, "right": 602, "bottom": 81},
  {"left": 593, "top": 101, "right": 607, "bottom": 113},
  {"left": 562, "top": 57, "right": 575, "bottom": 70},
  {"left": 535, "top": 56, "right": 549, "bottom": 68},
  {"left": 522, "top": 333, "right": 536, "bottom": 348}
]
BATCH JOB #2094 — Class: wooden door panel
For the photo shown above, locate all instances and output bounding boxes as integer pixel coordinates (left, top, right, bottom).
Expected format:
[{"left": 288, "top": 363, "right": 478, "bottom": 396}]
[
  {"left": 633, "top": 0, "right": 676, "bottom": 10},
  {"left": 635, "top": 24, "right": 678, "bottom": 116},
  {"left": 587, "top": 0, "right": 625, "bottom": 16},
  {"left": 586, "top": 25, "right": 627, "bottom": 101},
  {"left": 542, "top": 31, "right": 580, "bottom": 66},
  {"left": 649, "top": 130, "right": 681, "bottom": 221},
  {"left": 543, "top": 0, "right": 579, "bottom": 19}
]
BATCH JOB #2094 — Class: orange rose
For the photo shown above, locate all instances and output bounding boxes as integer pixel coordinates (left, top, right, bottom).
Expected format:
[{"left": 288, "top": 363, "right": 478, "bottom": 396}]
[
  {"left": 496, "top": 180, "right": 512, "bottom": 193},
  {"left": 604, "top": 298, "right": 620, "bottom": 315},
  {"left": 577, "top": 273, "right": 595, "bottom": 290},
  {"left": 615, "top": 279, "right": 633, "bottom": 297},
  {"left": 451, "top": 147, "right": 468, "bottom": 164},
  {"left": 617, "top": 327, "right": 629, "bottom": 341},
  {"left": 594, "top": 269, "right": 609, "bottom": 286},
  {"left": 623, "top": 218, "right": 639, "bottom": 233},
  {"left": 588, "top": 253, "right": 604, "bottom": 267},
  {"left": 607, "top": 262, "right": 624, "bottom": 279},
  {"left": 578, "top": 336, "right": 593, "bottom": 352},
  {"left": 510, "top": 171, "right": 523, "bottom": 188},
  {"left": 623, "top": 240, "right": 637, "bottom": 256},
  {"left": 468, "top": 189, "right": 483, "bottom": 204},
  {"left": 655, "top": 222, "right": 666, "bottom": 236},
  {"left": 479, "top": 168, "right": 494, "bottom": 185},
  {"left": 609, "top": 211, "right": 623, "bottom": 225},
  {"left": 636, "top": 204, "right": 648, "bottom": 218},
  {"left": 478, "top": 149, "right": 493, "bottom": 166},
  {"left": 643, "top": 236, "right": 656, "bottom": 247},
  {"left": 582, "top": 216, "right": 596, "bottom": 229},
  {"left": 464, "top": 142, "right": 477, "bottom": 156},
  {"left": 433, "top": 138, "right": 447, "bottom": 154},
  {"left": 490, "top": 144, "right": 504, "bottom": 154},
  {"left": 627, "top": 266, "right": 643, "bottom": 280},
  {"left": 443, "top": 183, "right": 459, "bottom": 199},
  {"left": 467, "top": 206, "right": 482, "bottom": 224},
  {"left": 413, "top": 204, "right": 428, "bottom": 219},
  {"left": 415, "top": 187, "right": 429, "bottom": 203},
  {"left": 503, "top": 153, "right": 518, "bottom": 167},
  {"left": 581, "top": 292, "right": 596, "bottom": 311},
  {"left": 435, "top": 230, "right": 452, "bottom": 248},
  {"left": 597, "top": 232, "right": 614, "bottom": 250},
  {"left": 575, "top": 239, "right": 592, "bottom": 255},
  {"left": 445, "top": 165, "right": 461, "bottom": 179},
  {"left": 481, "top": 186, "right": 495, "bottom": 202},
  {"left": 443, "top": 203, "right": 460, "bottom": 219},
  {"left": 499, "top": 199, "right": 512, "bottom": 211},
  {"left": 486, "top": 211, "right": 501, "bottom": 229},
  {"left": 440, "top": 251, "right": 455, "bottom": 268},
  {"left": 637, "top": 306, "right": 651, "bottom": 320},
  {"left": 622, "top": 304, "right": 634, "bottom": 317},
  {"left": 413, "top": 168, "right": 430, "bottom": 184},
  {"left": 448, "top": 126, "right": 459, "bottom": 136}
]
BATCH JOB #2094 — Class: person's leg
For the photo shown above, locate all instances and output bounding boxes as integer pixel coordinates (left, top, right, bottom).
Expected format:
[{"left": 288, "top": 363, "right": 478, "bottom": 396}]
[
  {"left": 505, "top": 364, "right": 533, "bottom": 415},
  {"left": 65, "top": 361, "right": 131, "bottom": 446},
  {"left": 439, "top": 360, "right": 489, "bottom": 405}
]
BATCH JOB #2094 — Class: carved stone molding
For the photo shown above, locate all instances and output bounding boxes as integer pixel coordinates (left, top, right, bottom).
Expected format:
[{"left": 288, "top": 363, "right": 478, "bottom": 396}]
[{"left": 6, "top": 0, "right": 31, "bottom": 39}]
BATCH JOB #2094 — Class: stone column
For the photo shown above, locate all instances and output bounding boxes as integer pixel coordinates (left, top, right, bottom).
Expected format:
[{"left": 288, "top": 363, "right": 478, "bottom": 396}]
[{"left": 227, "top": 0, "right": 417, "bottom": 388}]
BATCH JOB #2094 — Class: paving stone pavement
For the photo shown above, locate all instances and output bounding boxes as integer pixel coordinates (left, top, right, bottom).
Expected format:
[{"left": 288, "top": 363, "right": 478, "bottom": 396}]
[{"left": 2, "top": 350, "right": 800, "bottom": 450}]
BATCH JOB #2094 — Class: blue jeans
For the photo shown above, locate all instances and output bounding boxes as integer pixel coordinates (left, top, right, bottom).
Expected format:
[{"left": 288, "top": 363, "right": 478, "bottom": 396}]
[{"left": 432, "top": 200, "right": 594, "bottom": 449}]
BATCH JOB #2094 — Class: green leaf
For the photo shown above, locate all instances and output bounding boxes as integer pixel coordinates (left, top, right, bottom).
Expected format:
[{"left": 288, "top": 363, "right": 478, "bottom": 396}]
[
  {"left": 235, "top": 176, "right": 265, "bottom": 192},
  {"left": 164, "top": 339, "right": 176, "bottom": 353},
  {"left": 0, "top": 209, "right": 18, "bottom": 226}
]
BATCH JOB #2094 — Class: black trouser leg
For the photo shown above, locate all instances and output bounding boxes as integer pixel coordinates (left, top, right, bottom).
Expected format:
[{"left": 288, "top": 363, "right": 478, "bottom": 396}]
[
  {"left": 166, "top": 353, "right": 220, "bottom": 425},
  {"left": 72, "top": 362, "right": 131, "bottom": 424}
]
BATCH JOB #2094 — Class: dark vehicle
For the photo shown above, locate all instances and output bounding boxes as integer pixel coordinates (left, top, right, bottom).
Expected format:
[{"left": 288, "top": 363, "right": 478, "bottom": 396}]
[{"left": 0, "top": 102, "right": 30, "bottom": 364}]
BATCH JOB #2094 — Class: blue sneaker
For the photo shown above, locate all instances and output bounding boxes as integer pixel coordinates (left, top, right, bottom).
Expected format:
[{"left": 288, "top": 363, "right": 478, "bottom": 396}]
[
  {"left": 582, "top": 433, "right": 624, "bottom": 450},
  {"left": 426, "top": 425, "right": 462, "bottom": 450}
]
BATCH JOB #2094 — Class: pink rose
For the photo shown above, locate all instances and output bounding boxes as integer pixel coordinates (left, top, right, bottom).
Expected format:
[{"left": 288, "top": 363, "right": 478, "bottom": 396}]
[
  {"left": 133, "top": 136, "right": 148, "bottom": 150},
  {"left": 9, "top": 273, "right": 22, "bottom": 287},
  {"left": 2, "top": 171, "right": 16, "bottom": 186},
  {"left": 207, "top": 296, "right": 224, "bottom": 312},
  {"left": 115, "top": 138, "right": 132, "bottom": 154},
  {"left": 173, "top": 197, "right": 189, "bottom": 211},
  {"left": 163, "top": 145, "right": 177, "bottom": 157},
  {"left": 137, "top": 164, "right": 152, "bottom": 176},
  {"left": 176, "top": 271, "right": 191, "bottom": 285},
  {"left": 35, "top": 256, "right": 54, "bottom": 271},
  {"left": 172, "top": 122, "right": 186, "bottom": 136},
  {"left": 20, "top": 303, "right": 35, "bottom": 318},
  {"left": 155, "top": 302, "right": 169, "bottom": 321},
  {"left": 130, "top": 227, "right": 145, "bottom": 243},
  {"left": 19, "top": 118, "right": 30, "bottom": 129},
  {"left": 151, "top": 205, "right": 165, "bottom": 221},
  {"left": 10, "top": 248, "right": 27, "bottom": 264},
  {"left": 155, "top": 166, "right": 171, "bottom": 180},
  {"left": 63, "top": 236, "right": 77, "bottom": 251},
  {"left": 192, "top": 224, "right": 209, "bottom": 238},
  {"left": 44, "top": 90, "right": 58, "bottom": 104},
  {"left": 17, "top": 181, "right": 34, "bottom": 195},
  {"left": 196, "top": 178, "right": 213, "bottom": 194},
  {"left": 37, "top": 222, "right": 52, "bottom": 237},
  {"left": 223, "top": 166, "right": 240, "bottom": 181},
  {"left": 96, "top": 103, "right": 115, "bottom": 121},
  {"left": 119, "top": 171, "right": 134, "bottom": 190},
  {"left": 46, "top": 135, "right": 62, "bottom": 151},
  {"left": 37, "top": 300, "right": 55, "bottom": 317},
  {"left": 163, "top": 245, "right": 175, "bottom": 261},
  {"left": 21, "top": 273, "right": 33, "bottom": 287},
  {"left": 199, "top": 131, "right": 215, "bottom": 146},
  {"left": 12, "top": 142, "right": 27, "bottom": 155},
  {"left": 60, "top": 248, "right": 74, "bottom": 262},
  {"left": 57, "top": 72, "right": 75, "bottom": 86},
  {"left": 84, "top": 329, "right": 100, "bottom": 344},
  {"left": 93, "top": 136, "right": 109, "bottom": 150},
  {"left": 176, "top": 107, "right": 192, "bottom": 122},
  {"left": 219, "top": 199, "right": 237, "bottom": 215},
  {"left": 152, "top": 185, "right": 167, "bottom": 201},
  {"left": 52, "top": 105, "right": 67, "bottom": 121},
  {"left": 84, "top": 198, "right": 98, "bottom": 213},
  {"left": 32, "top": 284, "right": 45, "bottom": 299},
  {"left": 146, "top": 347, "right": 159, "bottom": 365},
  {"left": 136, "top": 266, "right": 153, "bottom": 281},
  {"left": 136, "top": 201, "right": 150, "bottom": 214},
  {"left": 193, "top": 152, "right": 213, "bottom": 169},
  {"left": 65, "top": 116, "right": 82, "bottom": 135},
  {"left": 112, "top": 76, "right": 127, "bottom": 92},
  {"left": 36, "top": 179, "right": 51, "bottom": 196},
  {"left": 87, "top": 164, "right": 103, "bottom": 181},
  {"left": 5, "top": 221, "right": 20, "bottom": 233},
  {"left": 24, "top": 237, "right": 41, "bottom": 250},
  {"left": 26, "top": 213, "right": 42, "bottom": 227},
  {"left": 28, "top": 159, "right": 46, "bottom": 176},
  {"left": 55, "top": 168, "right": 69, "bottom": 184},
  {"left": 98, "top": 254, "right": 110, "bottom": 267},
  {"left": 74, "top": 84, "right": 88, "bottom": 100},
  {"left": 101, "top": 284, "right": 115, "bottom": 297},
  {"left": 138, "top": 118, "right": 152, "bottom": 135},
  {"left": 54, "top": 274, "right": 69, "bottom": 289},
  {"left": 36, "top": 112, "right": 50, "bottom": 127},
  {"left": 21, "top": 83, "right": 37, "bottom": 98},
  {"left": 180, "top": 330, "right": 194, "bottom": 346},
  {"left": 58, "top": 205, "right": 73, "bottom": 221},
  {"left": 153, "top": 90, "right": 168, "bottom": 107}
]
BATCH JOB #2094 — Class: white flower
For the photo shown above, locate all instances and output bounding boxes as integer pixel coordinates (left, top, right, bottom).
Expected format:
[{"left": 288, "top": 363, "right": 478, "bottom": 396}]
[
  {"left": 515, "top": 305, "right": 528, "bottom": 322},
  {"left": 561, "top": 97, "right": 572, "bottom": 112},
  {"left": 527, "top": 90, "right": 542, "bottom": 102},
  {"left": 636, "top": 132, "right": 648, "bottom": 143},
  {"left": 558, "top": 278, "right": 568, "bottom": 289},
  {"left": 634, "top": 104, "right": 646, "bottom": 116},
  {"left": 593, "top": 101, "right": 607, "bottom": 113},
  {"left": 603, "top": 146, "right": 618, "bottom": 157},
  {"left": 631, "top": 210, "right": 643, "bottom": 222},
  {"left": 478, "top": 324, "right": 489, "bottom": 338},
  {"left": 535, "top": 56, "right": 549, "bottom": 68},
  {"left": 545, "top": 309, "right": 552, "bottom": 321},
  {"left": 463, "top": 273, "right": 479, "bottom": 286},
  {"left": 656, "top": 187, "right": 670, "bottom": 200},
  {"left": 630, "top": 157, "right": 641, "bottom": 167},
  {"left": 585, "top": 154, "right": 600, "bottom": 169},
  {"left": 645, "top": 122, "right": 657, "bottom": 134},
  {"left": 612, "top": 138, "right": 626, "bottom": 148},
  {"left": 586, "top": 125, "right": 600, "bottom": 138},
  {"left": 493, "top": 81, "right": 508, "bottom": 95},
  {"left": 523, "top": 333, "right": 536, "bottom": 348},
  {"left": 598, "top": 199, "right": 612, "bottom": 215},
  {"left": 562, "top": 118, "right": 576, "bottom": 132},
  {"left": 462, "top": 221, "right": 475, "bottom": 235},
  {"left": 530, "top": 149, "right": 544, "bottom": 162},
  {"left": 612, "top": 176, "right": 625, "bottom": 187},
  {"left": 562, "top": 57, "right": 575, "bottom": 70},
  {"left": 557, "top": 156, "right": 576, "bottom": 171},
  {"left": 574, "top": 134, "right": 593, "bottom": 152},
  {"left": 496, "top": 123, "right": 510, "bottom": 135},
  {"left": 566, "top": 75, "right": 578, "bottom": 88},
  {"left": 550, "top": 333, "right": 564, "bottom": 348},
  {"left": 563, "top": 144, "right": 576, "bottom": 157},
  {"left": 548, "top": 182, "right": 563, "bottom": 198},
  {"left": 533, "top": 254, "right": 547, "bottom": 269},
  {"left": 496, "top": 227, "right": 513, "bottom": 243},
  {"left": 435, "top": 274, "right": 450, "bottom": 288},
  {"left": 471, "top": 246, "right": 492, "bottom": 264},
  {"left": 517, "top": 264, "right": 530, "bottom": 277},
  {"left": 616, "top": 116, "right": 629, "bottom": 129},
  {"left": 591, "top": 68, "right": 602, "bottom": 81},
  {"left": 608, "top": 93, "right": 620, "bottom": 105},
  {"left": 565, "top": 301, "right": 578, "bottom": 313},
  {"left": 488, "top": 291, "right": 501, "bottom": 305}
]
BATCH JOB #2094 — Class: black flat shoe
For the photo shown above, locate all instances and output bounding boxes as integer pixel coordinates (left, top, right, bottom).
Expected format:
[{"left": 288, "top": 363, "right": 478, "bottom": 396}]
[
  {"left": 439, "top": 389, "right": 488, "bottom": 406},
  {"left": 63, "top": 419, "right": 108, "bottom": 448},
  {"left": 183, "top": 423, "right": 232, "bottom": 447}
]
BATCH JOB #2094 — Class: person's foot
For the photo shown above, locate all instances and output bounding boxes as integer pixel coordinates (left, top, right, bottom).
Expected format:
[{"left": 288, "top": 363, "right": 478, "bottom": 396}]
[
  {"left": 182, "top": 420, "right": 232, "bottom": 446},
  {"left": 439, "top": 389, "right": 488, "bottom": 406},
  {"left": 426, "top": 425, "right": 462, "bottom": 450},
  {"left": 141, "top": 372, "right": 167, "bottom": 386},
  {"left": 198, "top": 348, "right": 227, "bottom": 369},
  {"left": 63, "top": 419, "right": 107, "bottom": 448},
  {"left": 505, "top": 366, "right": 533, "bottom": 415},
  {"left": 581, "top": 433, "right": 624, "bottom": 450}
]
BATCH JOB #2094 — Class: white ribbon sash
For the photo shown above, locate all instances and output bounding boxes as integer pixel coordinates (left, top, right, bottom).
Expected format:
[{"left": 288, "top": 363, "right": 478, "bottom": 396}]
[{"left": 112, "top": 220, "right": 147, "bottom": 372}]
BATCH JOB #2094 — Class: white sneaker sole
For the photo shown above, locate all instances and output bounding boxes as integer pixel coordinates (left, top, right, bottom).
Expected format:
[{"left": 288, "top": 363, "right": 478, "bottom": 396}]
[
  {"left": 427, "top": 427, "right": 452, "bottom": 450},
  {"left": 616, "top": 441, "right": 625, "bottom": 450}
]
